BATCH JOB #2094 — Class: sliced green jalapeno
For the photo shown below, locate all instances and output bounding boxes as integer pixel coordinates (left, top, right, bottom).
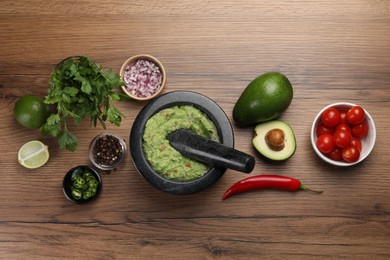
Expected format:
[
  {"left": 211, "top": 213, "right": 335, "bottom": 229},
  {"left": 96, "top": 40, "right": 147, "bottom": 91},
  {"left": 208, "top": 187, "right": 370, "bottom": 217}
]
[
  {"left": 70, "top": 168, "right": 99, "bottom": 201},
  {"left": 71, "top": 189, "right": 83, "bottom": 200}
]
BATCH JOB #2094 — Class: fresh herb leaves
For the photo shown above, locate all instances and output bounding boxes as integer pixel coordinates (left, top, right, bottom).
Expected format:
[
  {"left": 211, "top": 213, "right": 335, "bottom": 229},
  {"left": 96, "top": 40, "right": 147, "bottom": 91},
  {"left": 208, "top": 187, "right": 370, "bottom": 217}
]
[{"left": 41, "top": 56, "right": 125, "bottom": 151}]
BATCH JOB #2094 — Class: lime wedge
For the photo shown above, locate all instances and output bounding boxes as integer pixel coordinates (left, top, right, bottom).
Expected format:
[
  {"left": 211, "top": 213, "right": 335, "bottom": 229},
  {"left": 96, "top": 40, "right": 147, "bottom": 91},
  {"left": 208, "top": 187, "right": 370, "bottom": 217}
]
[{"left": 18, "top": 140, "right": 49, "bottom": 169}]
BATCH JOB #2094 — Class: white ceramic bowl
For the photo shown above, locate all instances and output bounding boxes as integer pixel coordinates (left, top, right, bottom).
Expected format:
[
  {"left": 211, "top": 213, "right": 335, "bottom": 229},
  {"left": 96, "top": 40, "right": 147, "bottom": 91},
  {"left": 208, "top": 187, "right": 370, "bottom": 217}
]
[{"left": 311, "top": 102, "right": 376, "bottom": 166}]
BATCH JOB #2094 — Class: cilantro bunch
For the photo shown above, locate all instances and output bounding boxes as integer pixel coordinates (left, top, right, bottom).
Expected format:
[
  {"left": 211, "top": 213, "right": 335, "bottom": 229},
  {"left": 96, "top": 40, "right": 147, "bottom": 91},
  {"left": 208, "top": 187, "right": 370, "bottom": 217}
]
[{"left": 41, "top": 56, "right": 125, "bottom": 151}]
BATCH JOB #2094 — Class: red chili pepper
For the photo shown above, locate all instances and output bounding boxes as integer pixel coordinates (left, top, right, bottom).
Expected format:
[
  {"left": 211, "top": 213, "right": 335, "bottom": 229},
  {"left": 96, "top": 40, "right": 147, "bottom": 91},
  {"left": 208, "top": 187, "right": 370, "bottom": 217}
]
[{"left": 222, "top": 174, "right": 322, "bottom": 200}]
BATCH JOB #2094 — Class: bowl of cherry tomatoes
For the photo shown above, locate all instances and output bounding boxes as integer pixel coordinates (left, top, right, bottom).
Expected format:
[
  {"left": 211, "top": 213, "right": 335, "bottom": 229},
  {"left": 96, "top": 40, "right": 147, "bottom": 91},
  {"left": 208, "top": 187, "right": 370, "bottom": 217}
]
[{"left": 311, "top": 102, "right": 376, "bottom": 166}]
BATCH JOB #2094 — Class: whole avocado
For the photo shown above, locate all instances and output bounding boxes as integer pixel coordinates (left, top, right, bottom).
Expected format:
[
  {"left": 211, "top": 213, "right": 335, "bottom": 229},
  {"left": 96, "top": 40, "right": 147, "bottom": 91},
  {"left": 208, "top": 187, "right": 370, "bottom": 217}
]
[{"left": 233, "top": 72, "right": 293, "bottom": 127}]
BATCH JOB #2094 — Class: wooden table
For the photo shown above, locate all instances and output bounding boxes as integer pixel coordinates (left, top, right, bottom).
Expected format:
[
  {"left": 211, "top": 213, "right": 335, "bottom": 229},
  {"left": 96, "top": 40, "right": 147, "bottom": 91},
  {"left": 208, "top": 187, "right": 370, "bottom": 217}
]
[{"left": 1, "top": 1, "right": 389, "bottom": 259}]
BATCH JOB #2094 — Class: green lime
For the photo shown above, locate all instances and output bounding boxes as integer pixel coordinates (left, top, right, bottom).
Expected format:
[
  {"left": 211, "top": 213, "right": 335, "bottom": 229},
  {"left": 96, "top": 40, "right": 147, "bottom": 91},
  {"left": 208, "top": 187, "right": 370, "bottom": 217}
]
[
  {"left": 18, "top": 140, "right": 50, "bottom": 169},
  {"left": 14, "top": 95, "right": 50, "bottom": 129}
]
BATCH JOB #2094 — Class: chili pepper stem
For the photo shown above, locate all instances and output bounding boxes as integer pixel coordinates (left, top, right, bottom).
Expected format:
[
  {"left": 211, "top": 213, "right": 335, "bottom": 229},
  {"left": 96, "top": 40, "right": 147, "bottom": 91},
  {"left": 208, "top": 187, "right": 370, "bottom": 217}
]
[{"left": 299, "top": 183, "right": 323, "bottom": 193}]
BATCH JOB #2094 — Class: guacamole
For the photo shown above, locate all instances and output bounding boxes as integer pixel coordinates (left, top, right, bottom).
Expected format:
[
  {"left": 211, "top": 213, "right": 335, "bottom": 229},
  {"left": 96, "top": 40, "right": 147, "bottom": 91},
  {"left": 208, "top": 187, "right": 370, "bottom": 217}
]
[{"left": 143, "top": 105, "right": 220, "bottom": 182}]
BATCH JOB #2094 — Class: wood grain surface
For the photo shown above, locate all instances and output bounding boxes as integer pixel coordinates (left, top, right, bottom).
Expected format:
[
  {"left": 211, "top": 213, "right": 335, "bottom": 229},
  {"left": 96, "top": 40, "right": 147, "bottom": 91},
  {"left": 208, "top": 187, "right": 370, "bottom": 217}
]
[{"left": 1, "top": 0, "right": 390, "bottom": 259}]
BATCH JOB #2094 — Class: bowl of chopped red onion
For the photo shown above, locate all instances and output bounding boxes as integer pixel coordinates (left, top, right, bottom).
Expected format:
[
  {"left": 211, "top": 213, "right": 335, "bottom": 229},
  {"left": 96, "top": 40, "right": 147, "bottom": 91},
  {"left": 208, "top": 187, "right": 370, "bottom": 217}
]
[{"left": 120, "top": 54, "right": 166, "bottom": 101}]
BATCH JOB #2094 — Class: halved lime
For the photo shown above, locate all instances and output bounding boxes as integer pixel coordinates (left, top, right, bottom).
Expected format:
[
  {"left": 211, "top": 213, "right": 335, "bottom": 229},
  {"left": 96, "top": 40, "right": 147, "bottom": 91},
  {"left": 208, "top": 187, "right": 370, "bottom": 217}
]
[{"left": 18, "top": 140, "right": 49, "bottom": 169}]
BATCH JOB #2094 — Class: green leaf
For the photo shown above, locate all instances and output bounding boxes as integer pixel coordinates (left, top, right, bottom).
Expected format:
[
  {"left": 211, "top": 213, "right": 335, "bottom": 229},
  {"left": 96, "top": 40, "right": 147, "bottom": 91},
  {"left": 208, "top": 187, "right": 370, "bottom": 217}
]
[
  {"left": 58, "top": 130, "right": 78, "bottom": 152},
  {"left": 40, "top": 114, "right": 61, "bottom": 137},
  {"left": 61, "top": 93, "right": 71, "bottom": 103},
  {"left": 107, "top": 107, "right": 122, "bottom": 126},
  {"left": 46, "top": 114, "right": 61, "bottom": 125},
  {"left": 64, "top": 87, "right": 79, "bottom": 97},
  {"left": 81, "top": 80, "right": 92, "bottom": 94},
  {"left": 69, "top": 63, "right": 79, "bottom": 78},
  {"left": 111, "top": 93, "right": 121, "bottom": 101}
]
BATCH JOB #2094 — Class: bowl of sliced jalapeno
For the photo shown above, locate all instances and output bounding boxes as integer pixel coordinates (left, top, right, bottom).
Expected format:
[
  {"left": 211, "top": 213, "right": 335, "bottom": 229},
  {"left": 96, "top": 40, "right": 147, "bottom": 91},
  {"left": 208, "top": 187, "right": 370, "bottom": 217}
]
[{"left": 63, "top": 165, "right": 102, "bottom": 204}]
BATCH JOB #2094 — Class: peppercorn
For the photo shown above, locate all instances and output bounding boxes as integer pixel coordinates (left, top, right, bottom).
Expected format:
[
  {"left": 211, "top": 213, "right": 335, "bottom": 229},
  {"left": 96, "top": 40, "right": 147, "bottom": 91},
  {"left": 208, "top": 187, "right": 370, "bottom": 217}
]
[{"left": 92, "top": 134, "right": 124, "bottom": 168}]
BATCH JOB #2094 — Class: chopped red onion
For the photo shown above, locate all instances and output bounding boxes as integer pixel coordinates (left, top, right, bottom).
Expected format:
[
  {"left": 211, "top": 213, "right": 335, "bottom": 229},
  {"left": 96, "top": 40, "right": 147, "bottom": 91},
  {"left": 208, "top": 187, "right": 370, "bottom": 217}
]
[{"left": 123, "top": 59, "right": 163, "bottom": 98}]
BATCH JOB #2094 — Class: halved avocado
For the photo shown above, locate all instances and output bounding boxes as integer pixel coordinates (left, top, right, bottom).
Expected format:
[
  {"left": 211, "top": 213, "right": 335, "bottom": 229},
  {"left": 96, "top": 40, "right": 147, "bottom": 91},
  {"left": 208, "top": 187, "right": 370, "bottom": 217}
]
[{"left": 252, "top": 120, "right": 296, "bottom": 161}]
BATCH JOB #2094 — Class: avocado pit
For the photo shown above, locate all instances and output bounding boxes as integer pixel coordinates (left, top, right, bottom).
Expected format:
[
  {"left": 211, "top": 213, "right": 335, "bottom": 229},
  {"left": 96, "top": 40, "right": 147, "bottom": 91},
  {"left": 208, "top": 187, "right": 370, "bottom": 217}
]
[{"left": 265, "top": 128, "right": 285, "bottom": 151}]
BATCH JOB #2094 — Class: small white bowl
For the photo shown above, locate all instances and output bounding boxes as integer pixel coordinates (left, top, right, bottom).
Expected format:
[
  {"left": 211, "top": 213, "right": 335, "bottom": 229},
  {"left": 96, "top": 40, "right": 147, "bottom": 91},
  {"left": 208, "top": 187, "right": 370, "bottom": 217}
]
[{"left": 311, "top": 102, "right": 376, "bottom": 166}]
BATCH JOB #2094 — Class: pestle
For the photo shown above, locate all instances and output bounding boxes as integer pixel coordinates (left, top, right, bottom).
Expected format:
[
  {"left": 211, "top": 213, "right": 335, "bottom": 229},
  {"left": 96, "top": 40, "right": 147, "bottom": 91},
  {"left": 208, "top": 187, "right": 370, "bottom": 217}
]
[{"left": 166, "top": 129, "right": 255, "bottom": 173}]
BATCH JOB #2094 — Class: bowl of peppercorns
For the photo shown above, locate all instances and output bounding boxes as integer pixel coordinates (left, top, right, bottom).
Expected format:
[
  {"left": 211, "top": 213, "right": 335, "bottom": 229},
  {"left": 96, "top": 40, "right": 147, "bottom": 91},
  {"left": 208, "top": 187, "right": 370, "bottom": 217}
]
[{"left": 89, "top": 132, "right": 127, "bottom": 171}]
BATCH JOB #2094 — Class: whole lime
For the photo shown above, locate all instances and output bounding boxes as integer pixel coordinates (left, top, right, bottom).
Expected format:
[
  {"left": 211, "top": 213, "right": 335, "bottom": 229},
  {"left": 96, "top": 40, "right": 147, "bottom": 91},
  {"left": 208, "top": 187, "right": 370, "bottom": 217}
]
[
  {"left": 14, "top": 95, "right": 51, "bottom": 129},
  {"left": 233, "top": 72, "right": 293, "bottom": 126}
]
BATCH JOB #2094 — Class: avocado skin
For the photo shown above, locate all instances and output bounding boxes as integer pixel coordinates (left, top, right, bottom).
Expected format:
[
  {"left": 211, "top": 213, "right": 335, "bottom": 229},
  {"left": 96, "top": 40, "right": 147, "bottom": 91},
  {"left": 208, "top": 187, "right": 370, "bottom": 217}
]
[{"left": 233, "top": 72, "right": 293, "bottom": 127}]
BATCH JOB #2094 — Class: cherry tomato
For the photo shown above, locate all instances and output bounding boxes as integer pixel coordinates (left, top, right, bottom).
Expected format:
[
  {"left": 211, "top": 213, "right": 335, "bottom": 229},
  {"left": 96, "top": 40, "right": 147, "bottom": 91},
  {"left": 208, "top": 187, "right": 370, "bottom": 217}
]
[
  {"left": 351, "top": 137, "right": 362, "bottom": 152},
  {"left": 339, "top": 111, "right": 347, "bottom": 124},
  {"left": 347, "top": 106, "right": 366, "bottom": 125},
  {"left": 335, "top": 123, "right": 351, "bottom": 133},
  {"left": 342, "top": 146, "right": 360, "bottom": 163},
  {"left": 333, "top": 130, "right": 353, "bottom": 148},
  {"left": 321, "top": 107, "right": 341, "bottom": 128},
  {"left": 328, "top": 147, "right": 342, "bottom": 161},
  {"left": 316, "top": 123, "right": 334, "bottom": 137},
  {"left": 316, "top": 133, "right": 335, "bottom": 154},
  {"left": 351, "top": 120, "right": 368, "bottom": 138}
]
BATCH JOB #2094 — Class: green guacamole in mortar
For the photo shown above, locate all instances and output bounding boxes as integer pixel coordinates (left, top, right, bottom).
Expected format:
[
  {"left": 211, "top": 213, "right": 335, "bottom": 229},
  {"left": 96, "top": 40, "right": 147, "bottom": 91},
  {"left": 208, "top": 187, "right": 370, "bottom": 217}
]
[{"left": 143, "top": 105, "right": 220, "bottom": 182}]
